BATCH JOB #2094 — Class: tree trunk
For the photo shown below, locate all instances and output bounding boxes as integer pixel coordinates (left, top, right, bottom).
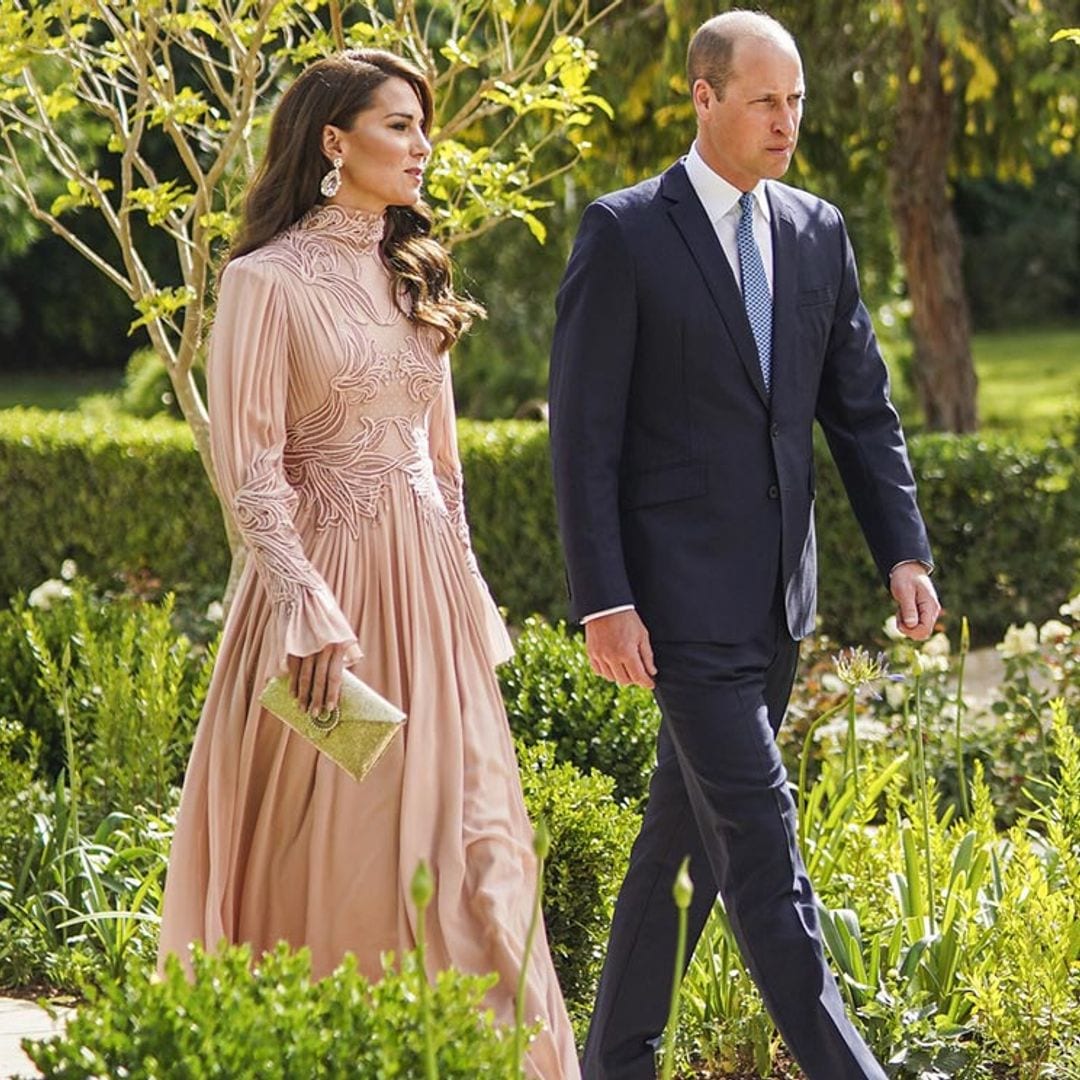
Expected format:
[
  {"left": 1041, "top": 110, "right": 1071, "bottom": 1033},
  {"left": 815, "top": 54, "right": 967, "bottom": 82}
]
[{"left": 886, "top": 18, "right": 978, "bottom": 433}]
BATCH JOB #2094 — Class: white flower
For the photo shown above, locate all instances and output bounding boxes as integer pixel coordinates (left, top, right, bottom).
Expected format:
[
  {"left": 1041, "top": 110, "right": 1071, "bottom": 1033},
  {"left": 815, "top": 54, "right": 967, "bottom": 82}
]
[
  {"left": 883, "top": 615, "right": 906, "bottom": 641},
  {"left": 205, "top": 600, "right": 224, "bottom": 623},
  {"left": 997, "top": 622, "right": 1039, "bottom": 660},
  {"left": 813, "top": 715, "right": 889, "bottom": 745},
  {"left": 820, "top": 672, "right": 846, "bottom": 694},
  {"left": 1059, "top": 594, "right": 1080, "bottom": 620},
  {"left": 922, "top": 632, "right": 951, "bottom": 659},
  {"left": 920, "top": 654, "right": 949, "bottom": 674},
  {"left": 28, "top": 578, "right": 72, "bottom": 610},
  {"left": 59, "top": 559, "right": 78, "bottom": 582},
  {"left": 1039, "top": 619, "right": 1071, "bottom": 645},
  {"left": 884, "top": 681, "right": 907, "bottom": 709}
]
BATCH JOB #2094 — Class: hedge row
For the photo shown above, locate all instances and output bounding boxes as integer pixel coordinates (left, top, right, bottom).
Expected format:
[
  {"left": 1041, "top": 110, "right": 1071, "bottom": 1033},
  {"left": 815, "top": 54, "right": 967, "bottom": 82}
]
[{"left": 1, "top": 407, "right": 1076, "bottom": 644}]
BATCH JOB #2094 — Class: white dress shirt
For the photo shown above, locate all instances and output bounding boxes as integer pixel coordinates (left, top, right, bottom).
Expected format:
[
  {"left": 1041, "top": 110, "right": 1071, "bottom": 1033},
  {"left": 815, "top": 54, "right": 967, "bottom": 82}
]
[{"left": 683, "top": 141, "right": 774, "bottom": 295}]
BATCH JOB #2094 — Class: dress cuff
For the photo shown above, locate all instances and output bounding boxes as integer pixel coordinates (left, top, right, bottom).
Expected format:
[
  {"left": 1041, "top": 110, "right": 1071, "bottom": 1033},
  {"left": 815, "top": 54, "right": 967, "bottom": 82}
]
[{"left": 274, "top": 582, "right": 361, "bottom": 669}]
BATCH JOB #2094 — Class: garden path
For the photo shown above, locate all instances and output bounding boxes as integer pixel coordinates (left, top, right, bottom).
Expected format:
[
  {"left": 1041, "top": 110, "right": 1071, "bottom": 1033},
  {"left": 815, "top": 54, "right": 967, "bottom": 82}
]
[{"left": 0, "top": 997, "right": 69, "bottom": 1079}]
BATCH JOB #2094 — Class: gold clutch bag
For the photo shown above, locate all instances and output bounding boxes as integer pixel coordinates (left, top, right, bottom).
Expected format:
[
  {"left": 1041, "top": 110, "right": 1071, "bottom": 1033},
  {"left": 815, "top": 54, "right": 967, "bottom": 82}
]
[{"left": 260, "top": 669, "right": 406, "bottom": 783}]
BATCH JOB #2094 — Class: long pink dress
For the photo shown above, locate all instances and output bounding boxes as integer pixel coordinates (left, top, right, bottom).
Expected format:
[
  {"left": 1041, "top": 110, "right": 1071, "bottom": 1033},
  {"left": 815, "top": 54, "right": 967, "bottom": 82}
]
[{"left": 157, "top": 204, "right": 579, "bottom": 1078}]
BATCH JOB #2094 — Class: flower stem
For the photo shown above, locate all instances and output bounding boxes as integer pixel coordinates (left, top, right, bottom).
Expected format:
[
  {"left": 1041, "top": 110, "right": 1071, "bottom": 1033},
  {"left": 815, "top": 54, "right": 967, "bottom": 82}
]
[
  {"left": 798, "top": 694, "right": 851, "bottom": 851},
  {"left": 913, "top": 668, "right": 936, "bottom": 935},
  {"left": 660, "top": 857, "right": 693, "bottom": 1080},
  {"left": 410, "top": 861, "right": 437, "bottom": 1080},
  {"left": 846, "top": 691, "right": 860, "bottom": 803},
  {"left": 514, "top": 821, "right": 549, "bottom": 1076},
  {"left": 954, "top": 616, "right": 971, "bottom": 817}
]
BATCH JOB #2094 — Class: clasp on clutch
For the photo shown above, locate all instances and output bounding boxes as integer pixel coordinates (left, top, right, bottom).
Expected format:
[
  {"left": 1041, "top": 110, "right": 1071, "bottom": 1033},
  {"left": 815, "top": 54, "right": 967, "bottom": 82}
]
[{"left": 309, "top": 707, "right": 341, "bottom": 733}]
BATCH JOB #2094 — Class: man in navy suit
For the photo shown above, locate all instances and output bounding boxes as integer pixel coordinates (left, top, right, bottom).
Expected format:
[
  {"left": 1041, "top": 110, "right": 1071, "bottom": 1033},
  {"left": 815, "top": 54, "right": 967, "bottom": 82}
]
[{"left": 549, "top": 10, "right": 940, "bottom": 1079}]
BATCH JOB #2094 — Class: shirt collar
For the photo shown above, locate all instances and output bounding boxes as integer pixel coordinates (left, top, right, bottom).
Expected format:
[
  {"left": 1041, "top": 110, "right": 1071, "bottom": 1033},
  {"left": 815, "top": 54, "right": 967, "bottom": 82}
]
[{"left": 685, "top": 142, "right": 771, "bottom": 225}]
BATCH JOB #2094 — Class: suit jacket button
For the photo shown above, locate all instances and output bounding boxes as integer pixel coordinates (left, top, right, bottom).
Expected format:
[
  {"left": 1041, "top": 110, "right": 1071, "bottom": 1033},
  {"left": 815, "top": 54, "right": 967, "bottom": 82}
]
[
  {"left": 770, "top": 422, "right": 780, "bottom": 437},
  {"left": 768, "top": 484, "right": 779, "bottom": 499}
]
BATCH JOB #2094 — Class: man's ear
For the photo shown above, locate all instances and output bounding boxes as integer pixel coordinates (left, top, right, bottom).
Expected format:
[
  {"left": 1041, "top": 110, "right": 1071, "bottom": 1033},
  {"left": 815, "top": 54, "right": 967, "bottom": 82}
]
[{"left": 691, "top": 78, "right": 714, "bottom": 118}]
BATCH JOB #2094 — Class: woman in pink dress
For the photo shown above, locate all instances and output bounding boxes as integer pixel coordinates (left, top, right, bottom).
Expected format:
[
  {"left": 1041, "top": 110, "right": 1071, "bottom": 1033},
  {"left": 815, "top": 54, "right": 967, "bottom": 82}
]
[{"left": 157, "top": 48, "right": 579, "bottom": 1078}]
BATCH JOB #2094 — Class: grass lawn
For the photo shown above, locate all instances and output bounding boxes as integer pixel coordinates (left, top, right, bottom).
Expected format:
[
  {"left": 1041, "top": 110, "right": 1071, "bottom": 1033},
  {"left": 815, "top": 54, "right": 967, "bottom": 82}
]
[
  {"left": 973, "top": 325, "right": 1080, "bottom": 433},
  {"left": 0, "top": 324, "right": 1075, "bottom": 433},
  {"left": 0, "top": 370, "right": 122, "bottom": 411}
]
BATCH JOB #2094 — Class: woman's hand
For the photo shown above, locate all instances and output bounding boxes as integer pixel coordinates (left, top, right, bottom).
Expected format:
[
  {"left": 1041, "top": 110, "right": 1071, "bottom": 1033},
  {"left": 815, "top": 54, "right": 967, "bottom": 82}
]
[{"left": 287, "top": 642, "right": 351, "bottom": 716}]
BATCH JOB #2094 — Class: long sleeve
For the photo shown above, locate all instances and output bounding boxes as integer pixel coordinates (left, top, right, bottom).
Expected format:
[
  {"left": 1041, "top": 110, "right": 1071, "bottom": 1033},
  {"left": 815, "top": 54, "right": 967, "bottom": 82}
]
[
  {"left": 815, "top": 207, "right": 932, "bottom": 583},
  {"left": 427, "top": 369, "right": 477, "bottom": 573},
  {"left": 549, "top": 201, "right": 639, "bottom": 622},
  {"left": 209, "top": 257, "right": 361, "bottom": 669},
  {"left": 426, "top": 369, "right": 513, "bottom": 665}
]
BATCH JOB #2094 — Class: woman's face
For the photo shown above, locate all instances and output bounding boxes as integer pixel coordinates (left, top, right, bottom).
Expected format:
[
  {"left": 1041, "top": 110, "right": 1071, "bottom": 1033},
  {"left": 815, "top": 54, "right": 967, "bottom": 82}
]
[{"left": 322, "top": 76, "right": 430, "bottom": 212}]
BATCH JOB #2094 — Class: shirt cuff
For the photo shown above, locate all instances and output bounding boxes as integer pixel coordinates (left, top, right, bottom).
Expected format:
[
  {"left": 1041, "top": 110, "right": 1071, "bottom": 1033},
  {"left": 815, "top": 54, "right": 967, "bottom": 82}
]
[
  {"left": 581, "top": 604, "right": 636, "bottom": 624},
  {"left": 889, "top": 559, "right": 933, "bottom": 577}
]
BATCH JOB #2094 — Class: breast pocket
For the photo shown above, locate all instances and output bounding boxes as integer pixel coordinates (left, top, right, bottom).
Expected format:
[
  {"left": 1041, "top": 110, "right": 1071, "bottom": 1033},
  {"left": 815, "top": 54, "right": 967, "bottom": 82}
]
[
  {"left": 620, "top": 462, "right": 707, "bottom": 511},
  {"left": 798, "top": 285, "right": 836, "bottom": 309}
]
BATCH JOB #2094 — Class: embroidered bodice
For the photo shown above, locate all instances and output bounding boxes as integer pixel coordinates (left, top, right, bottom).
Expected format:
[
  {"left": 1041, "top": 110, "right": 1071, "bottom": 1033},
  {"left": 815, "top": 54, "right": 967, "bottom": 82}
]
[{"left": 209, "top": 204, "right": 480, "bottom": 642}]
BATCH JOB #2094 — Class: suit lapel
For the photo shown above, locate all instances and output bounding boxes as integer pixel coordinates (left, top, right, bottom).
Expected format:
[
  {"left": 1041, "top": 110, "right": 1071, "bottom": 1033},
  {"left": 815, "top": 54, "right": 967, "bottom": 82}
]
[
  {"left": 662, "top": 162, "right": 769, "bottom": 407},
  {"left": 768, "top": 184, "right": 799, "bottom": 409}
]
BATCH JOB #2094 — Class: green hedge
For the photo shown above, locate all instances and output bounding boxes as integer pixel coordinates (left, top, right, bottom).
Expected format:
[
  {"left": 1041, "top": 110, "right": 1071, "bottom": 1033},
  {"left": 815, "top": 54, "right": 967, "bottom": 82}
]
[
  {"left": 0, "top": 409, "right": 229, "bottom": 599},
  {"left": 815, "top": 430, "right": 1080, "bottom": 644},
  {"left": 1, "top": 407, "right": 1076, "bottom": 644}
]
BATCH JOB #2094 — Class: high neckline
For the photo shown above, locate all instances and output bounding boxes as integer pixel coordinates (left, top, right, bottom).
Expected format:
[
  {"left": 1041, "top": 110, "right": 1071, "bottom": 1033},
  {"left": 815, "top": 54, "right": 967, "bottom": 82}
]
[{"left": 300, "top": 203, "right": 386, "bottom": 251}]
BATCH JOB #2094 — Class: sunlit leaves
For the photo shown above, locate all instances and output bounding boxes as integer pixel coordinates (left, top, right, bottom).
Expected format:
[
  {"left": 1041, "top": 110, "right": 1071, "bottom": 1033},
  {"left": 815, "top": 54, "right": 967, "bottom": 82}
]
[
  {"left": 126, "top": 180, "right": 194, "bottom": 226},
  {"left": 148, "top": 85, "right": 212, "bottom": 129},
  {"left": 129, "top": 284, "right": 196, "bottom": 333},
  {"left": 49, "top": 176, "right": 113, "bottom": 217},
  {"left": 426, "top": 138, "right": 552, "bottom": 244},
  {"left": 0, "top": 0, "right": 620, "bottom": 483}
]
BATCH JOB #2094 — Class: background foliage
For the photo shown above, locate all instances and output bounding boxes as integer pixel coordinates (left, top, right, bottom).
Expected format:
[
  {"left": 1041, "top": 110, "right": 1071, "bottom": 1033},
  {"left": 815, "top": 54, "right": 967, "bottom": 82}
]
[{"left": 1, "top": 409, "right": 1076, "bottom": 646}]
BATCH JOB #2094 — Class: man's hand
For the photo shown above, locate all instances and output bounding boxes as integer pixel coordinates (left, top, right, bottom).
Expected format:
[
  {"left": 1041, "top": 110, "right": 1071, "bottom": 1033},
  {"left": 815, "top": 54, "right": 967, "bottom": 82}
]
[
  {"left": 287, "top": 641, "right": 351, "bottom": 716},
  {"left": 584, "top": 609, "right": 657, "bottom": 689},
  {"left": 889, "top": 562, "right": 940, "bottom": 642}
]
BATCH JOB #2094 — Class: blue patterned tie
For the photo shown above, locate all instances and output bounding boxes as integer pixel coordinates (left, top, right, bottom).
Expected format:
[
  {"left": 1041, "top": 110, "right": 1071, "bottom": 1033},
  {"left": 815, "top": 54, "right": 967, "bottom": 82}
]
[{"left": 737, "top": 191, "right": 772, "bottom": 393}]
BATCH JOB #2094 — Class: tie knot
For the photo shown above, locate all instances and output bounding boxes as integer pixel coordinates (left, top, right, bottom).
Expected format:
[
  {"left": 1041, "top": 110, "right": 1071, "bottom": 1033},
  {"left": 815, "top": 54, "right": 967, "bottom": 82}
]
[{"left": 739, "top": 191, "right": 755, "bottom": 219}]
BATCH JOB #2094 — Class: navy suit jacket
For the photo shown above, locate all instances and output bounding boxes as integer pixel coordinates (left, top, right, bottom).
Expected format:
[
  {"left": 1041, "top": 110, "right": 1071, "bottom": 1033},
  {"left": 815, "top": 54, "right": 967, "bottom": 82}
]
[{"left": 549, "top": 160, "right": 932, "bottom": 642}]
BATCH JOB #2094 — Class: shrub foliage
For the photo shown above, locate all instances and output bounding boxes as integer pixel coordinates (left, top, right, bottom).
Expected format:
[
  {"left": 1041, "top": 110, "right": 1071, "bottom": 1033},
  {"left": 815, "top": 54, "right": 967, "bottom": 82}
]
[
  {"left": 1, "top": 409, "right": 1076, "bottom": 643},
  {"left": 25, "top": 943, "right": 521, "bottom": 1079},
  {"left": 501, "top": 616, "right": 660, "bottom": 806}
]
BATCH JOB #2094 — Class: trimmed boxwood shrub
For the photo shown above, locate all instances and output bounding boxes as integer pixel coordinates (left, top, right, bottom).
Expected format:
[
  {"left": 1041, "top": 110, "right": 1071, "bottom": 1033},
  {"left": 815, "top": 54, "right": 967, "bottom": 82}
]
[
  {"left": 25, "top": 942, "right": 522, "bottom": 1078},
  {"left": 456, "top": 419, "right": 567, "bottom": 625},
  {"left": 0, "top": 408, "right": 1076, "bottom": 644},
  {"left": 502, "top": 616, "right": 660, "bottom": 806},
  {"left": 815, "top": 430, "right": 1080, "bottom": 644},
  {"left": 0, "top": 408, "right": 229, "bottom": 600},
  {"left": 517, "top": 739, "right": 641, "bottom": 1033}
]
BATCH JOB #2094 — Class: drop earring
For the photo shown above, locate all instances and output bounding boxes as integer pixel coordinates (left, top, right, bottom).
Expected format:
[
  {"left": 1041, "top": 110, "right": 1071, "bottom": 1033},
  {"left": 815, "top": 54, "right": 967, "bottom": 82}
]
[{"left": 320, "top": 155, "right": 343, "bottom": 198}]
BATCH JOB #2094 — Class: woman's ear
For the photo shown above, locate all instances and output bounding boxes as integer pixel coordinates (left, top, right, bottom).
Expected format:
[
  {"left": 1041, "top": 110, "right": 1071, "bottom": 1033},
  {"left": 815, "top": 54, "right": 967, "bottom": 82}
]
[{"left": 320, "top": 123, "right": 342, "bottom": 162}]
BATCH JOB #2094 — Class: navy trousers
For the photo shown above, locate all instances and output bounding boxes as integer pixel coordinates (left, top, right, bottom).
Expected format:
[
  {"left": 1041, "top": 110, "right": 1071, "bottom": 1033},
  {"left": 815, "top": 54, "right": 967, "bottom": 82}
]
[{"left": 581, "top": 609, "right": 886, "bottom": 1080}]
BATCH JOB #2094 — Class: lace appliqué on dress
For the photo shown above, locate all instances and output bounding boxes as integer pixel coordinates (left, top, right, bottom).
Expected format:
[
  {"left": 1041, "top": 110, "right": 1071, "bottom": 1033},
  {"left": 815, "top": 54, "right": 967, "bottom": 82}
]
[
  {"left": 284, "top": 336, "right": 451, "bottom": 536},
  {"left": 435, "top": 463, "right": 482, "bottom": 578},
  {"left": 232, "top": 448, "right": 325, "bottom": 614}
]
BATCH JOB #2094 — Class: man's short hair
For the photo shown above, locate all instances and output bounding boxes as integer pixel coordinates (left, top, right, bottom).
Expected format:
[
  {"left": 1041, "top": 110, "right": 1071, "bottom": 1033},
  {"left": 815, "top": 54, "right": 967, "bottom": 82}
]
[{"left": 687, "top": 10, "right": 797, "bottom": 100}]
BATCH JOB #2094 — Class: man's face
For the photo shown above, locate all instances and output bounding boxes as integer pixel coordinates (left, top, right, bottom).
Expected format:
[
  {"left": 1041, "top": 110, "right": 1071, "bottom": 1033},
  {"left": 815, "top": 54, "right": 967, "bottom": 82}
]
[{"left": 693, "top": 36, "right": 805, "bottom": 191}]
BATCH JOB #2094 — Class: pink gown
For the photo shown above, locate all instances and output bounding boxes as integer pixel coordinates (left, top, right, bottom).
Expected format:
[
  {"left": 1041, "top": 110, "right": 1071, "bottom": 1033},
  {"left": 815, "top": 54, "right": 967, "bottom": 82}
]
[{"left": 157, "top": 204, "right": 579, "bottom": 1078}]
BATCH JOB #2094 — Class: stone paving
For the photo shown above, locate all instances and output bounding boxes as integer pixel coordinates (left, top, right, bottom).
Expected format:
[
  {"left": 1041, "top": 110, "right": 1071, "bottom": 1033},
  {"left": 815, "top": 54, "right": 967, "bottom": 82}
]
[{"left": 0, "top": 997, "right": 70, "bottom": 1080}]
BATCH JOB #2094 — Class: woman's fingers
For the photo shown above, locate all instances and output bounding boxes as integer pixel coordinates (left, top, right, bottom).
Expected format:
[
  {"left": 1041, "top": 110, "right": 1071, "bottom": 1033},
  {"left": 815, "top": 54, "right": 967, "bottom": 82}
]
[{"left": 286, "top": 644, "right": 347, "bottom": 715}]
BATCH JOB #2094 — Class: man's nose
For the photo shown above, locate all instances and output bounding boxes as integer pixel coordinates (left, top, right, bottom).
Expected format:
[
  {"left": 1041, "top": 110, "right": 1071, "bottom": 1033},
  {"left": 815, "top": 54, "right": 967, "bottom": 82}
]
[{"left": 774, "top": 107, "right": 797, "bottom": 136}]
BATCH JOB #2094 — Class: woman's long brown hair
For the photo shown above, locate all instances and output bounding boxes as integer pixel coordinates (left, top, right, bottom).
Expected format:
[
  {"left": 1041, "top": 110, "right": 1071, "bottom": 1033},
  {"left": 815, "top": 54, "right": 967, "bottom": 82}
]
[{"left": 227, "top": 49, "right": 481, "bottom": 349}]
